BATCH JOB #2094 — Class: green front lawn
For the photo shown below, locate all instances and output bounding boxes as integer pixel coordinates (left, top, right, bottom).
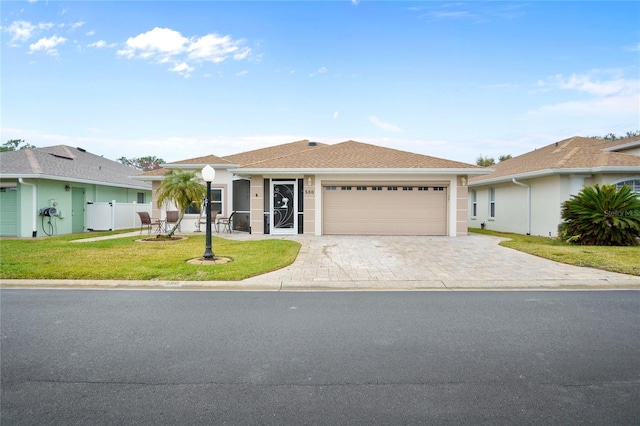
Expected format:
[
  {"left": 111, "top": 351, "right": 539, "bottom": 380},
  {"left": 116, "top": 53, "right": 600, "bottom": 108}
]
[
  {"left": 470, "top": 228, "right": 640, "bottom": 276},
  {"left": 0, "top": 231, "right": 301, "bottom": 281}
]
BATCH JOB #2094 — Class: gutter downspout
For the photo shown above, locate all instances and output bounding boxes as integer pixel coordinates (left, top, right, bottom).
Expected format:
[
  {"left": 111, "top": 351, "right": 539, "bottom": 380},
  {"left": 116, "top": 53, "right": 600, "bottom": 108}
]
[
  {"left": 18, "top": 178, "right": 38, "bottom": 237},
  {"left": 512, "top": 178, "right": 531, "bottom": 235}
]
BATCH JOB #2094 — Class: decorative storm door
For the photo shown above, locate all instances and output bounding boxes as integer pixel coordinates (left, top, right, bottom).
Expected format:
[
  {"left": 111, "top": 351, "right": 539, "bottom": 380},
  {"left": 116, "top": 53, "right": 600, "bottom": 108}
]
[{"left": 271, "top": 181, "right": 297, "bottom": 234}]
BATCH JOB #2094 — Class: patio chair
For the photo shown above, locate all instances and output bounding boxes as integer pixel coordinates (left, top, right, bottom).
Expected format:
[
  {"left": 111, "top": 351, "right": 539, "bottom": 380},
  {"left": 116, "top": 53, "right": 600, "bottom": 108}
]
[
  {"left": 165, "top": 210, "right": 180, "bottom": 232},
  {"left": 137, "top": 211, "right": 164, "bottom": 234},
  {"left": 216, "top": 211, "right": 236, "bottom": 233},
  {"left": 196, "top": 210, "right": 219, "bottom": 232}
]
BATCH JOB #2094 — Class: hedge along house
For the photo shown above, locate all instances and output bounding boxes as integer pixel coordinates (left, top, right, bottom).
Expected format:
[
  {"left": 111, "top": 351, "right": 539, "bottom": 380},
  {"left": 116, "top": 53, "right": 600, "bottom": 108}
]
[
  {"left": 468, "top": 136, "right": 640, "bottom": 237},
  {"left": 0, "top": 145, "right": 152, "bottom": 237},
  {"left": 136, "top": 140, "right": 489, "bottom": 236}
]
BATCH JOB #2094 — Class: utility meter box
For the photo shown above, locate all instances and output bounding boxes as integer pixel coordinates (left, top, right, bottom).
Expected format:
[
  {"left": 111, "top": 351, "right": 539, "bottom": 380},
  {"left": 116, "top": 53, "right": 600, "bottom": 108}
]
[{"left": 39, "top": 207, "right": 58, "bottom": 216}]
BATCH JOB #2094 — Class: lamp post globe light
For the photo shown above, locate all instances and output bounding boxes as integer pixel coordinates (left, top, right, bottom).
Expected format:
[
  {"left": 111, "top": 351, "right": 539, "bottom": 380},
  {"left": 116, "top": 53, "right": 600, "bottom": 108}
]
[{"left": 201, "top": 165, "right": 216, "bottom": 260}]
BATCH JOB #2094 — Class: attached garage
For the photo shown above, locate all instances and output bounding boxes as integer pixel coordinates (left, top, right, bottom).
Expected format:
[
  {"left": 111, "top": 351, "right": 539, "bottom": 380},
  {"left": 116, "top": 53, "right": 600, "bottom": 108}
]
[{"left": 322, "top": 184, "right": 447, "bottom": 235}]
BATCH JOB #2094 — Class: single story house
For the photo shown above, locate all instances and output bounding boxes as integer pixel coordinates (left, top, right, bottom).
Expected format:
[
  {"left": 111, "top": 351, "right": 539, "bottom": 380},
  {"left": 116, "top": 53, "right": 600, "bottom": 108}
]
[
  {"left": 135, "top": 140, "right": 490, "bottom": 236},
  {"left": 468, "top": 136, "right": 640, "bottom": 237},
  {"left": 0, "top": 145, "right": 152, "bottom": 237}
]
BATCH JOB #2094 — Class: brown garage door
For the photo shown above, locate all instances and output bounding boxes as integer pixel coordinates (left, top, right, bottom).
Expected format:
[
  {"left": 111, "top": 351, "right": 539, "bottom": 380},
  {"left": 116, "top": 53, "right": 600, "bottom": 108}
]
[{"left": 323, "top": 185, "right": 447, "bottom": 235}]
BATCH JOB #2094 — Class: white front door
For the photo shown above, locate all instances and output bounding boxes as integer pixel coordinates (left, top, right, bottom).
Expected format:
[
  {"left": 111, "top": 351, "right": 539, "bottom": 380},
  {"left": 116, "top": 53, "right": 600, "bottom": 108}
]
[{"left": 271, "top": 180, "right": 297, "bottom": 235}]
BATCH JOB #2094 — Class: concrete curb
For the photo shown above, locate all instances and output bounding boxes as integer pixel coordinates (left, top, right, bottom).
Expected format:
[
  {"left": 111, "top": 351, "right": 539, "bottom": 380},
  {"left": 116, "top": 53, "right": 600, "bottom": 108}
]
[{"left": 2, "top": 279, "right": 639, "bottom": 291}]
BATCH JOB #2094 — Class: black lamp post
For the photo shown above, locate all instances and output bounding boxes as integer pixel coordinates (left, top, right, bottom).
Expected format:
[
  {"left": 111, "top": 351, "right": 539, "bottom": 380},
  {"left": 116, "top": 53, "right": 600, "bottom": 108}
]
[{"left": 201, "top": 165, "right": 216, "bottom": 260}]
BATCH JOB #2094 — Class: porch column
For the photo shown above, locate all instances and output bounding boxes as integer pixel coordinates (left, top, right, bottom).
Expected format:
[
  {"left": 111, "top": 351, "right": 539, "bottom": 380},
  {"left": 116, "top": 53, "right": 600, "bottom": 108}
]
[{"left": 250, "top": 176, "right": 265, "bottom": 235}]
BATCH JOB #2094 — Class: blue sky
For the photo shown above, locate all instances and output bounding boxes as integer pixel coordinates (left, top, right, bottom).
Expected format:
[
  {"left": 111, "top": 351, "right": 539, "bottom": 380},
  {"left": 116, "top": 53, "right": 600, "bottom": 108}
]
[{"left": 2, "top": 1, "right": 639, "bottom": 165}]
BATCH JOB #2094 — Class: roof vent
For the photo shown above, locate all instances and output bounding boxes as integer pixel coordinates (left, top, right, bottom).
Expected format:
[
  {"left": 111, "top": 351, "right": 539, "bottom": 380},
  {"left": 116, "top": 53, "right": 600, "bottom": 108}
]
[
  {"left": 76, "top": 147, "right": 86, "bottom": 152},
  {"left": 308, "top": 141, "right": 318, "bottom": 146},
  {"left": 49, "top": 153, "right": 74, "bottom": 160}
]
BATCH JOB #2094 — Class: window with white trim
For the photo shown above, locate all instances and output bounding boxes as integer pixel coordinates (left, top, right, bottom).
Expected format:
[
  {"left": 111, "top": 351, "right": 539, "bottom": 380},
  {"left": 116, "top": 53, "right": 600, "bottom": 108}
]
[
  {"left": 489, "top": 188, "right": 495, "bottom": 218},
  {"left": 471, "top": 189, "right": 477, "bottom": 217},
  {"left": 615, "top": 179, "right": 640, "bottom": 194},
  {"left": 186, "top": 188, "right": 223, "bottom": 214}
]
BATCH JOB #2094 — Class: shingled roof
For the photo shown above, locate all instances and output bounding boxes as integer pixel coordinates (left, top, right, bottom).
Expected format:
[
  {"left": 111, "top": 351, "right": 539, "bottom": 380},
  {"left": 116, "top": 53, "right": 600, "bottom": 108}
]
[
  {"left": 223, "top": 140, "right": 327, "bottom": 166},
  {"left": 470, "top": 136, "right": 640, "bottom": 185},
  {"left": 0, "top": 145, "right": 151, "bottom": 190},
  {"left": 236, "top": 140, "right": 483, "bottom": 171},
  {"left": 135, "top": 153, "right": 234, "bottom": 178}
]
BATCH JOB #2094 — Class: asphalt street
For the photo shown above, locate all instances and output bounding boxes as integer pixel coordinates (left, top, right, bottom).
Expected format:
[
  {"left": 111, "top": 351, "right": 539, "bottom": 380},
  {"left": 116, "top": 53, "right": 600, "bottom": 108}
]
[{"left": 1, "top": 290, "right": 639, "bottom": 425}]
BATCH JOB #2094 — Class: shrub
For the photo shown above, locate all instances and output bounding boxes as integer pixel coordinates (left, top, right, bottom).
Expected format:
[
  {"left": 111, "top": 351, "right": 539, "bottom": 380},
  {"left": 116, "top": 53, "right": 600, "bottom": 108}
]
[{"left": 559, "top": 184, "right": 640, "bottom": 246}]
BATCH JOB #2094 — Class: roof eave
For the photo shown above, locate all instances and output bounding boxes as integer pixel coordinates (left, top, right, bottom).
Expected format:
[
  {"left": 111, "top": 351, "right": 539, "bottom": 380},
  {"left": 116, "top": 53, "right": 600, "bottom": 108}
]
[
  {"left": 162, "top": 163, "right": 239, "bottom": 169},
  {"left": 1, "top": 173, "right": 151, "bottom": 190},
  {"left": 469, "top": 166, "right": 640, "bottom": 187},
  {"left": 602, "top": 141, "right": 640, "bottom": 151},
  {"left": 231, "top": 167, "right": 492, "bottom": 176}
]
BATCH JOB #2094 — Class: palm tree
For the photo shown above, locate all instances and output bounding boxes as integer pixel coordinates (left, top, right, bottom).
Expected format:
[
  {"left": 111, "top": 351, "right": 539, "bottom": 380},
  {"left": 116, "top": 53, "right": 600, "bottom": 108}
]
[
  {"left": 559, "top": 184, "right": 640, "bottom": 246},
  {"left": 156, "top": 169, "right": 206, "bottom": 237}
]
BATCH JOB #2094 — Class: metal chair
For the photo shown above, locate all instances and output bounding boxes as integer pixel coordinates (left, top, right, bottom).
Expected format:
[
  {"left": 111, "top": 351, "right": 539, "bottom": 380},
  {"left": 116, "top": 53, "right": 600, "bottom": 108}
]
[
  {"left": 216, "top": 211, "right": 236, "bottom": 233},
  {"left": 137, "top": 211, "right": 164, "bottom": 234},
  {"left": 196, "top": 210, "right": 219, "bottom": 232}
]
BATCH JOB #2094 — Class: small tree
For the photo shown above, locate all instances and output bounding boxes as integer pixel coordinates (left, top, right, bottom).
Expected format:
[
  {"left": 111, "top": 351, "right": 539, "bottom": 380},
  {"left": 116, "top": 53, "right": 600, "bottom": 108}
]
[
  {"left": 559, "top": 184, "right": 640, "bottom": 246},
  {"left": 476, "top": 155, "right": 495, "bottom": 167},
  {"left": 118, "top": 156, "right": 165, "bottom": 171},
  {"left": 156, "top": 170, "right": 206, "bottom": 237},
  {"left": 1, "top": 139, "right": 36, "bottom": 152},
  {"left": 590, "top": 130, "right": 640, "bottom": 140},
  {"left": 498, "top": 154, "right": 512, "bottom": 162}
]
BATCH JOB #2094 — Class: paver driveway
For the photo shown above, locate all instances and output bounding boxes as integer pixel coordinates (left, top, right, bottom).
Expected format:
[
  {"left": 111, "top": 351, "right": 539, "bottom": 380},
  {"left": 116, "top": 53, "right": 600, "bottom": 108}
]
[{"left": 241, "top": 233, "right": 640, "bottom": 289}]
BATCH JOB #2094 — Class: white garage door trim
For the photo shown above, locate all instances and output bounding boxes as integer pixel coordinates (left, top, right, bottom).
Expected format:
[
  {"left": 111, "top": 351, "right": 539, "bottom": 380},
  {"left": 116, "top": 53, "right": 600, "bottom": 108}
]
[{"left": 322, "top": 184, "right": 448, "bottom": 236}]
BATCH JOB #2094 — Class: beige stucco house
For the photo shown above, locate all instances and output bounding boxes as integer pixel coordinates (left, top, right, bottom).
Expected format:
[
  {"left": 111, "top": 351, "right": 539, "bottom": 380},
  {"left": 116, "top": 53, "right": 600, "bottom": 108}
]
[
  {"left": 468, "top": 136, "right": 640, "bottom": 237},
  {"left": 135, "top": 140, "right": 490, "bottom": 236}
]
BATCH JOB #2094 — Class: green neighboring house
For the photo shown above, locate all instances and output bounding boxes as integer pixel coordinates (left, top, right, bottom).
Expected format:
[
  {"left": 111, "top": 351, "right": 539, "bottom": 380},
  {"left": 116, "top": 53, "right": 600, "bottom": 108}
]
[{"left": 0, "top": 145, "right": 151, "bottom": 237}]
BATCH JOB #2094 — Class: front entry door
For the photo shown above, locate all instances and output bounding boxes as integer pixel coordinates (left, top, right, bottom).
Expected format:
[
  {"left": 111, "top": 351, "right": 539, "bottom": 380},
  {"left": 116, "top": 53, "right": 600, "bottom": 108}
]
[
  {"left": 271, "top": 181, "right": 297, "bottom": 234},
  {"left": 71, "top": 187, "right": 85, "bottom": 233}
]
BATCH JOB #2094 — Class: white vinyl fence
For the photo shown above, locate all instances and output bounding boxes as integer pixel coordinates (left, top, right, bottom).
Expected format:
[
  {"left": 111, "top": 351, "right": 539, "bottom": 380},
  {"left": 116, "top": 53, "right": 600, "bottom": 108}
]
[{"left": 86, "top": 201, "right": 151, "bottom": 231}]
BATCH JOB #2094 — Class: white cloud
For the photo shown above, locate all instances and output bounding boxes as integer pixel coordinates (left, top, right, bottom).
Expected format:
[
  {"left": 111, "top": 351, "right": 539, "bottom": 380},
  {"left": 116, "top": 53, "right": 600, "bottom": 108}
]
[
  {"left": 309, "top": 66, "right": 327, "bottom": 77},
  {"left": 236, "top": 70, "right": 249, "bottom": 77},
  {"left": 86, "top": 30, "right": 95, "bottom": 36},
  {"left": 71, "top": 21, "right": 85, "bottom": 30},
  {"left": 118, "top": 27, "right": 187, "bottom": 59},
  {"left": 187, "top": 33, "right": 249, "bottom": 63},
  {"left": 5, "top": 20, "right": 35, "bottom": 42},
  {"left": 546, "top": 71, "right": 637, "bottom": 96},
  {"left": 87, "top": 40, "right": 116, "bottom": 49},
  {"left": 29, "top": 35, "right": 67, "bottom": 55},
  {"left": 170, "top": 62, "right": 194, "bottom": 77},
  {"left": 370, "top": 116, "right": 402, "bottom": 132},
  {"left": 333, "top": 111, "right": 339, "bottom": 119},
  {"left": 4, "top": 20, "right": 54, "bottom": 43},
  {"left": 529, "top": 70, "right": 640, "bottom": 117},
  {"left": 429, "top": 11, "right": 474, "bottom": 19},
  {"left": 117, "top": 27, "right": 251, "bottom": 75}
]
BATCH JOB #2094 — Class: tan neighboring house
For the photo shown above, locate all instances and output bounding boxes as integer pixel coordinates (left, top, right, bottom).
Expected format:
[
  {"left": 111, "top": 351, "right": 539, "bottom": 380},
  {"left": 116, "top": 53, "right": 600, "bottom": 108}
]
[
  {"left": 134, "top": 140, "right": 489, "bottom": 236},
  {"left": 468, "top": 136, "right": 640, "bottom": 237}
]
